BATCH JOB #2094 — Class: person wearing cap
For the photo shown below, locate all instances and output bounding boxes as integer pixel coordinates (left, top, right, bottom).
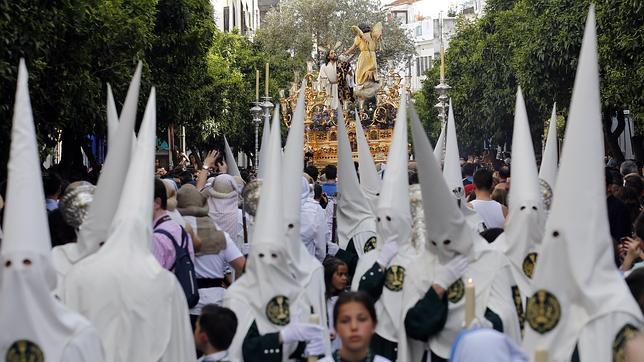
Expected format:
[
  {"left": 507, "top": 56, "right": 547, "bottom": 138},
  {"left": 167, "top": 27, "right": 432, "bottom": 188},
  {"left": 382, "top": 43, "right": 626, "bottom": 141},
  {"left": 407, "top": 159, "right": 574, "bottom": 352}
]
[
  {"left": 202, "top": 173, "right": 242, "bottom": 245},
  {"left": 397, "top": 104, "right": 520, "bottom": 362},
  {"left": 523, "top": 8, "right": 643, "bottom": 360},
  {"left": 351, "top": 92, "right": 416, "bottom": 361},
  {"left": 64, "top": 86, "right": 196, "bottom": 361},
  {"left": 223, "top": 101, "right": 326, "bottom": 361},
  {"left": 0, "top": 59, "right": 104, "bottom": 361},
  {"left": 175, "top": 183, "right": 245, "bottom": 321}
]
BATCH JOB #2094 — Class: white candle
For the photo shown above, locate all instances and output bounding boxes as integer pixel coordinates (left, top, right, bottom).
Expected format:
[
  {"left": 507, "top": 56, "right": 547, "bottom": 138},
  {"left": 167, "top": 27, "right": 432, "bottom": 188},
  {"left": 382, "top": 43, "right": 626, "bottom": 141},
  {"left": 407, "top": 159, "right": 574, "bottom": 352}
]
[
  {"left": 307, "top": 314, "right": 320, "bottom": 362},
  {"left": 265, "top": 62, "right": 270, "bottom": 97},
  {"left": 535, "top": 349, "right": 547, "bottom": 362},
  {"left": 464, "top": 278, "right": 475, "bottom": 327},
  {"left": 255, "top": 69, "right": 260, "bottom": 102}
]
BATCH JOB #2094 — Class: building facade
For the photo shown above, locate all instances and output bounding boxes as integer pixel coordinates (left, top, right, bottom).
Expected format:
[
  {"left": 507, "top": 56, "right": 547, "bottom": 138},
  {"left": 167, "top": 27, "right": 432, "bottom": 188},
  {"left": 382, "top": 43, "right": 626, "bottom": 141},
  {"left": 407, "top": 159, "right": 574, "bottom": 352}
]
[{"left": 211, "top": 0, "right": 261, "bottom": 37}]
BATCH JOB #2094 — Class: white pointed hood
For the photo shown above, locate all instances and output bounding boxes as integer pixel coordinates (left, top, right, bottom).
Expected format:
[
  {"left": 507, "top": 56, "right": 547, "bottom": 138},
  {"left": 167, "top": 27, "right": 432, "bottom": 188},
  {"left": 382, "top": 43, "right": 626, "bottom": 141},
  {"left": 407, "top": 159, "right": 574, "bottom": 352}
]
[
  {"left": 54, "top": 63, "right": 141, "bottom": 270},
  {"left": 539, "top": 103, "right": 558, "bottom": 204},
  {"left": 495, "top": 87, "right": 545, "bottom": 299},
  {"left": 354, "top": 110, "right": 381, "bottom": 214},
  {"left": 433, "top": 120, "right": 446, "bottom": 163},
  {"left": 410, "top": 103, "right": 475, "bottom": 264},
  {"left": 442, "top": 99, "right": 484, "bottom": 227},
  {"left": 443, "top": 99, "right": 465, "bottom": 203},
  {"left": 0, "top": 59, "right": 89, "bottom": 361},
  {"left": 523, "top": 7, "right": 643, "bottom": 360},
  {"left": 282, "top": 81, "right": 318, "bottom": 276},
  {"left": 336, "top": 107, "right": 377, "bottom": 250},
  {"left": 376, "top": 91, "right": 411, "bottom": 245},
  {"left": 224, "top": 135, "right": 241, "bottom": 177},
  {"left": 64, "top": 87, "right": 197, "bottom": 361},
  {"left": 226, "top": 101, "right": 303, "bottom": 335},
  {"left": 257, "top": 109, "right": 272, "bottom": 179},
  {"left": 106, "top": 83, "right": 119, "bottom": 149}
]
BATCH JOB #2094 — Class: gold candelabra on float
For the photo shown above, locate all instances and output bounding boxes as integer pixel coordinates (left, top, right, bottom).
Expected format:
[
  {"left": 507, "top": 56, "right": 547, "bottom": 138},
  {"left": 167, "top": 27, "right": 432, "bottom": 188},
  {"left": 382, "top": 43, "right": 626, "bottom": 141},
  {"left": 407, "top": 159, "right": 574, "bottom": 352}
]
[{"left": 279, "top": 67, "right": 403, "bottom": 167}]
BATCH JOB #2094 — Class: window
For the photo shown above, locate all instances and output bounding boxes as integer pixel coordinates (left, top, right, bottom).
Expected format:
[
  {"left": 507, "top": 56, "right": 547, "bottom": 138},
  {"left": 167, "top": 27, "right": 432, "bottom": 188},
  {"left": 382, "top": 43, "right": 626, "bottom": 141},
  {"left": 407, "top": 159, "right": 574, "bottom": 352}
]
[
  {"left": 415, "top": 25, "right": 422, "bottom": 37},
  {"left": 393, "top": 11, "right": 408, "bottom": 24},
  {"left": 223, "top": 7, "right": 230, "bottom": 32},
  {"left": 416, "top": 56, "right": 433, "bottom": 76}
]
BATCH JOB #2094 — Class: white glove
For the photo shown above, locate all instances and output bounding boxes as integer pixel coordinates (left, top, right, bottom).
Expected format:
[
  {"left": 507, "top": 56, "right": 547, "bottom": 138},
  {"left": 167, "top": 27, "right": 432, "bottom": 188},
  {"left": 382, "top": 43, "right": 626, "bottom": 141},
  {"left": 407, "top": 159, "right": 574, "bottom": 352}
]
[
  {"left": 304, "top": 332, "right": 326, "bottom": 356},
  {"left": 327, "top": 241, "right": 340, "bottom": 256},
  {"left": 279, "top": 322, "right": 324, "bottom": 345},
  {"left": 434, "top": 255, "right": 468, "bottom": 289},
  {"left": 464, "top": 317, "right": 493, "bottom": 329},
  {"left": 240, "top": 243, "right": 251, "bottom": 255},
  {"left": 376, "top": 238, "right": 399, "bottom": 267}
]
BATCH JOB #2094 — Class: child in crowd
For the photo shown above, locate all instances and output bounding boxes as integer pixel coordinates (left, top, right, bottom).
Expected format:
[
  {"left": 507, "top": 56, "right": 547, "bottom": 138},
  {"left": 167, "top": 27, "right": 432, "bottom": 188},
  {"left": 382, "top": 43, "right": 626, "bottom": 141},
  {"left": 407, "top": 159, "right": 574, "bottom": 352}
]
[
  {"left": 320, "top": 291, "right": 390, "bottom": 362},
  {"left": 194, "top": 304, "right": 238, "bottom": 362},
  {"left": 324, "top": 258, "right": 349, "bottom": 351}
]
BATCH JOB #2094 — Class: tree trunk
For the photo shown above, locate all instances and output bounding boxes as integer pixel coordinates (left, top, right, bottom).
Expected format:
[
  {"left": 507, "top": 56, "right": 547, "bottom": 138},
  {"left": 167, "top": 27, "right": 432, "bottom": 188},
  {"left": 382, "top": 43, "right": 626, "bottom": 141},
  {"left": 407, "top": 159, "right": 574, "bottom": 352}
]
[
  {"left": 602, "top": 106, "right": 624, "bottom": 162},
  {"left": 58, "top": 129, "right": 88, "bottom": 182}
]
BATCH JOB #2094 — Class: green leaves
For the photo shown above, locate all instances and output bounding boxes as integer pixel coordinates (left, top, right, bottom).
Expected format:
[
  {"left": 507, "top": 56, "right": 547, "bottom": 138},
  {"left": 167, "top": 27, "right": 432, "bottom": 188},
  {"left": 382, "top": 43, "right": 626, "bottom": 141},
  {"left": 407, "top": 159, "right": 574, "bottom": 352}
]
[{"left": 418, "top": 0, "right": 643, "bottom": 158}]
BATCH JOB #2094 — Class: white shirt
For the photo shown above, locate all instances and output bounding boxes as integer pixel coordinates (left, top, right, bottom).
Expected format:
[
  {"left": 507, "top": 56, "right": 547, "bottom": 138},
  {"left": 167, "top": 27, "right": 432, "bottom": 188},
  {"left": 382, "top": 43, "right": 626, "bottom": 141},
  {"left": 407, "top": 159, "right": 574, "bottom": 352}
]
[
  {"left": 197, "top": 350, "right": 230, "bottom": 361},
  {"left": 469, "top": 199, "right": 505, "bottom": 229},
  {"left": 189, "top": 230, "right": 243, "bottom": 315},
  {"left": 301, "top": 198, "right": 327, "bottom": 262},
  {"left": 194, "top": 232, "right": 243, "bottom": 279}
]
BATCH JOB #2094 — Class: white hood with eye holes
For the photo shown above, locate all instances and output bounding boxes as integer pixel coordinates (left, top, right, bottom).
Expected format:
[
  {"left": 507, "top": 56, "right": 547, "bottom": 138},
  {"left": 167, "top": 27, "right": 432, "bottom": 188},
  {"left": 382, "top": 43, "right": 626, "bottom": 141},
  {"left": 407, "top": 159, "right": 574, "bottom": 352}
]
[
  {"left": 64, "top": 88, "right": 196, "bottom": 362},
  {"left": 396, "top": 104, "right": 521, "bottom": 361},
  {"left": 493, "top": 87, "right": 545, "bottom": 302},
  {"left": 522, "top": 7, "right": 644, "bottom": 361},
  {"left": 0, "top": 59, "right": 103, "bottom": 362},
  {"left": 336, "top": 107, "right": 377, "bottom": 250},
  {"left": 224, "top": 106, "right": 310, "bottom": 362}
]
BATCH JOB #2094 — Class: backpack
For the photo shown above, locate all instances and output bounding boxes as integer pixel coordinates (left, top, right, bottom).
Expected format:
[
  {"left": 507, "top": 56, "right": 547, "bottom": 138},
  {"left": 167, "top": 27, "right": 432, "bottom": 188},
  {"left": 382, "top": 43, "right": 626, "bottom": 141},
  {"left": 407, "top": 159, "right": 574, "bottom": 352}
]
[{"left": 154, "top": 216, "right": 200, "bottom": 308}]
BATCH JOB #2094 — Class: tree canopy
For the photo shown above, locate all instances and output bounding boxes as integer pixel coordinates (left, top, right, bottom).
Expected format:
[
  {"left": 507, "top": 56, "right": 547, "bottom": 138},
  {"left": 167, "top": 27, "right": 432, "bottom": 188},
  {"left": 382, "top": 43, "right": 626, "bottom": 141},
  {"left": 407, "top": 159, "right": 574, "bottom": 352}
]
[
  {"left": 256, "top": 0, "right": 415, "bottom": 69},
  {"left": 417, "top": 0, "right": 643, "bottom": 160}
]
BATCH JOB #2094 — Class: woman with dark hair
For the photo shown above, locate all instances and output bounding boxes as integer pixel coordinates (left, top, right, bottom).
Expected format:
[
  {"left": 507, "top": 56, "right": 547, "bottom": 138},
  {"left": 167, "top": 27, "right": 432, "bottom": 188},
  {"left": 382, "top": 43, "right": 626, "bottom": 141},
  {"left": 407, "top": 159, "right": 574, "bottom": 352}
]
[
  {"left": 320, "top": 291, "right": 390, "bottom": 362},
  {"left": 324, "top": 257, "right": 349, "bottom": 351}
]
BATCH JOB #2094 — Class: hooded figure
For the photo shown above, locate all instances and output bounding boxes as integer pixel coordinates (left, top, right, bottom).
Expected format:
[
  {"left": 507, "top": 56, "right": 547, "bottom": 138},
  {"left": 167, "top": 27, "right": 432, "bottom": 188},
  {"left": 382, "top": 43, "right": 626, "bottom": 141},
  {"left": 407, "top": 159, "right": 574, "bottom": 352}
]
[
  {"left": 203, "top": 173, "right": 241, "bottom": 241},
  {"left": 336, "top": 107, "right": 378, "bottom": 259},
  {"left": 63, "top": 88, "right": 196, "bottom": 362},
  {"left": 434, "top": 120, "right": 446, "bottom": 164},
  {"left": 522, "top": 7, "right": 643, "bottom": 360},
  {"left": 354, "top": 110, "right": 381, "bottom": 215},
  {"left": 223, "top": 101, "right": 325, "bottom": 361},
  {"left": 351, "top": 91, "right": 415, "bottom": 361},
  {"left": 0, "top": 59, "right": 104, "bottom": 361},
  {"left": 106, "top": 83, "right": 119, "bottom": 150},
  {"left": 224, "top": 135, "right": 241, "bottom": 177},
  {"left": 538, "top": 103, "right": 558, "bottom": 211},
  {"left": 52, "top": 64, "right": 141, "bottom": 293},
  {"left": 492, "top": 87, "right": 546, "bottom": 329},
  {"left": 257, "top": 113, "right": 271, "bottom": 179},
  {"left": 397, "top": 104, "right": 520, "bottom": 361},
  {"left": 282, "top": 81, "right": 331, "bottom": 355},
  {"left": 442, "top": 100, "right": 485, "bottom": 231}
]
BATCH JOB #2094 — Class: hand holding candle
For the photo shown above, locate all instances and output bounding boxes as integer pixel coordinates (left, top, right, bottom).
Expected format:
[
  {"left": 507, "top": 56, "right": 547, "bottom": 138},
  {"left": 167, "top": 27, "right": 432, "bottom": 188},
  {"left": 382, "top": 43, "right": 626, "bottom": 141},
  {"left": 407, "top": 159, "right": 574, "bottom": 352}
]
[
  {"left": 465, "top": 277, "right": 475, "bottom": 327},
  {"left": 307, "top": 314, "right": 320, "bottom": 362}
]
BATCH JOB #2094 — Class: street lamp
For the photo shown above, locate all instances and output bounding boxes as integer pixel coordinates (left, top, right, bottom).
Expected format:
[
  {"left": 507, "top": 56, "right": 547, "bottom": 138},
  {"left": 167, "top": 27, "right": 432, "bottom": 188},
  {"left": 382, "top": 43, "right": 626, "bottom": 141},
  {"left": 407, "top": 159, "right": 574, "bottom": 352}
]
[
  {"left": 258, "top": 95, "right": 274, "bottom": 168},
  {"left": 250, "top": 102, "right": 263, "bottom": 168}
]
